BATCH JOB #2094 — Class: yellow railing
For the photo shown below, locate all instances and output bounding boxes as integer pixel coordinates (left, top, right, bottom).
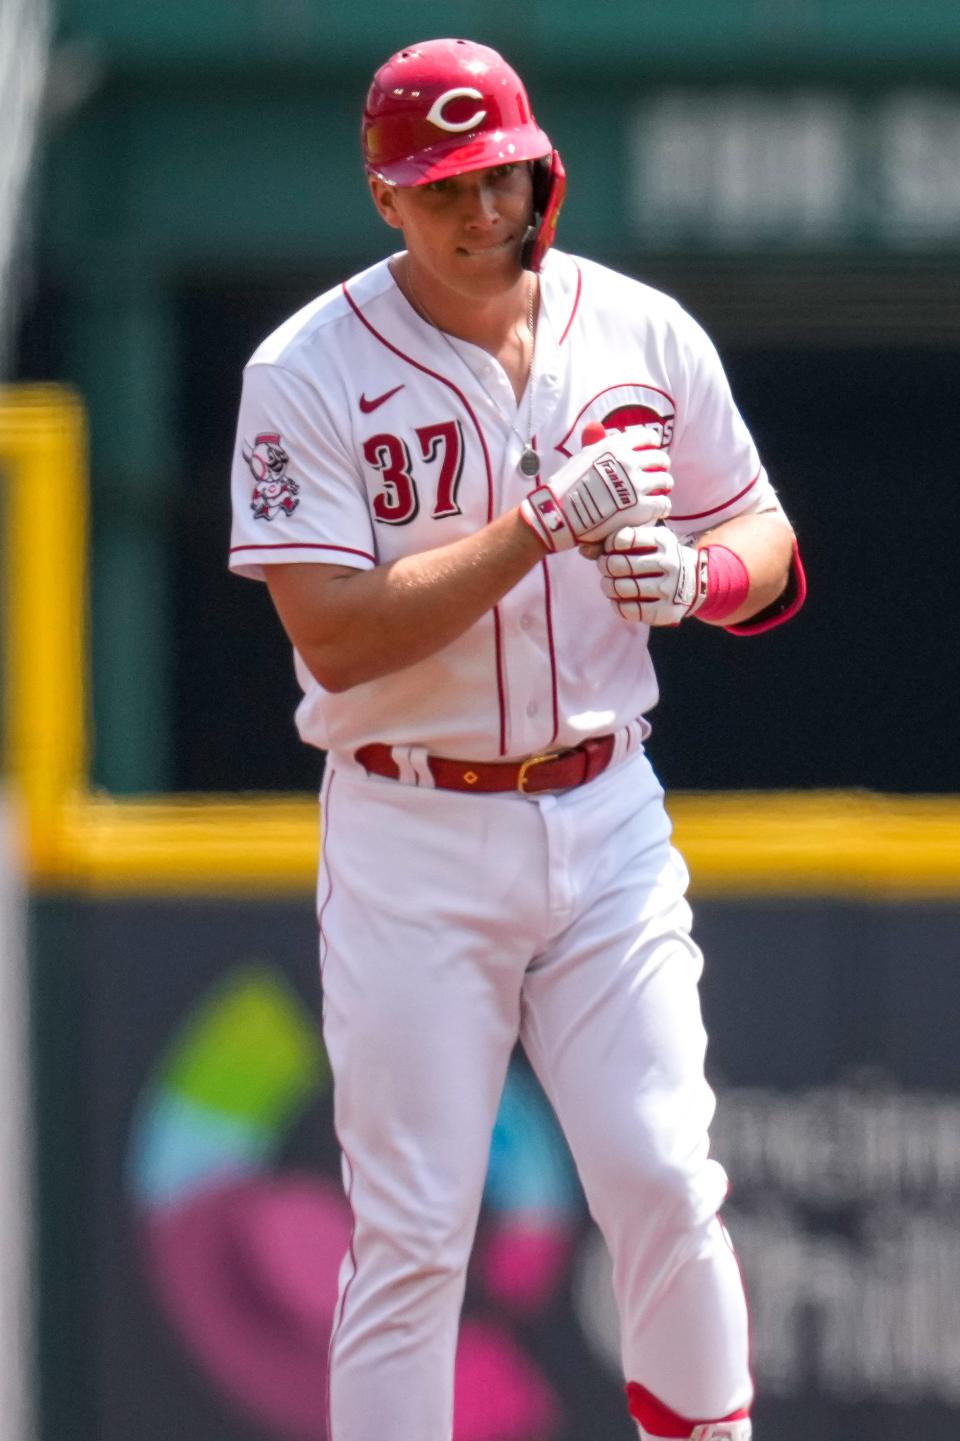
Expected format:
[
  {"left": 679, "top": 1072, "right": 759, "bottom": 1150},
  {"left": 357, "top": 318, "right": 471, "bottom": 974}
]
[
  {"left": 1, "top": 387, "right": 88, "bottom": 859},
  {"left": 2, "top": 383, "right": 959, "bottom": 898}
]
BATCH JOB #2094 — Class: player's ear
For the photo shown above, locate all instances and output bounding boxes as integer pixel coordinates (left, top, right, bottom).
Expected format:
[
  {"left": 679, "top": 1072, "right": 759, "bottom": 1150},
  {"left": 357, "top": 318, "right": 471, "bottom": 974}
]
[{"left": 368, "top": 177, "right": 405, "bottom": 231}]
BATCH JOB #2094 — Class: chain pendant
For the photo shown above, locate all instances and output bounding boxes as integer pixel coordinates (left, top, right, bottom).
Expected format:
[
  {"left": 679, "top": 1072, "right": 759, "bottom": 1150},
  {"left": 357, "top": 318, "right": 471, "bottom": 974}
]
[{"left": 519, "top": 447, "right": 540, "bottom": 478}]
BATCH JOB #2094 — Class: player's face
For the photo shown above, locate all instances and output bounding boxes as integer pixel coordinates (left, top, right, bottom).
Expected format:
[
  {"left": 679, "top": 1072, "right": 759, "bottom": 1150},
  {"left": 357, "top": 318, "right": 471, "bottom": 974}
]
[{"left": 370, "top": 162, "right": 534, "bottom": 302}]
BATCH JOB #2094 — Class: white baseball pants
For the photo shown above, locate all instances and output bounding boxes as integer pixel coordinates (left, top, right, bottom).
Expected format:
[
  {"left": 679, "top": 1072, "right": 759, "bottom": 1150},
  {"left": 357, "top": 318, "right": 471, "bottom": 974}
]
[{"left": 318, "top": 746, "right": 751, "bottom": 1441}]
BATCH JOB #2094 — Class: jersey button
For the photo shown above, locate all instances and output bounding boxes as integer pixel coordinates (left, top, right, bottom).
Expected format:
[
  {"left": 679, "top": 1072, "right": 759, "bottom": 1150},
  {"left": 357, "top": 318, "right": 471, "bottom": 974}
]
[
  {"left": 526, "top": 700, "right": 538, "bottom": 717},
  {"left": 520, "top": 614, "right": 533, "bottom": 631}
]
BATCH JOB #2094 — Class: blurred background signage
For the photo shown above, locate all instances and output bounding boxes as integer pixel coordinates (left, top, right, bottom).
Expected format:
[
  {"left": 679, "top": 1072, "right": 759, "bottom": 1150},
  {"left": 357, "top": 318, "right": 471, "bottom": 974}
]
[{"left": 631, "top": 90, "right": 960, "bottom": 249}]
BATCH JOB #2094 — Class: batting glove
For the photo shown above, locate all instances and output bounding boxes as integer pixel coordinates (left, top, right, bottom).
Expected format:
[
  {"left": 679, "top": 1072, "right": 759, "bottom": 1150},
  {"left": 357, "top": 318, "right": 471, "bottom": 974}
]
[
  {"left": 520, "top": 426, "right": 673, "bottom": 553},
  {"left": 598, "top": 525, "right": 709, "bottom": 626}
]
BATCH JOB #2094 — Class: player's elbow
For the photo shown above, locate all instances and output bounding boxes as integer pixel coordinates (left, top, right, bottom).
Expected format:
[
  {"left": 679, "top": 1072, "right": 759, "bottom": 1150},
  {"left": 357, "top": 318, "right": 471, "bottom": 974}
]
[
  {"left": 267, "top": 562, "right": 376, "bottom": 692},
  {"left": 312, "top": 668, "right": 353, "bottom": 694},
  {"left": 300, "top": 632, "right": 400, "bottom": 691},
  {"left": 300, "top": 645, "right": 366, "bottom": 693}
]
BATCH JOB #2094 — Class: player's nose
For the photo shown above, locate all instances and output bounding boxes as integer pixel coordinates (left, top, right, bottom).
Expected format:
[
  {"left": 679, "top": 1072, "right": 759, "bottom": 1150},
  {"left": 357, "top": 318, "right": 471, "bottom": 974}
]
[{"left": 461, "top": 178, "right": 500, "bottom": 226}]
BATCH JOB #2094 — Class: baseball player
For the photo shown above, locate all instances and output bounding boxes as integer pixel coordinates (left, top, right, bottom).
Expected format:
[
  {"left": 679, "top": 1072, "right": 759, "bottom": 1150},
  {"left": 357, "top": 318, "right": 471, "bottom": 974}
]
[{"left": 229, "top": 38, "right": 804, "bottom": 1441}]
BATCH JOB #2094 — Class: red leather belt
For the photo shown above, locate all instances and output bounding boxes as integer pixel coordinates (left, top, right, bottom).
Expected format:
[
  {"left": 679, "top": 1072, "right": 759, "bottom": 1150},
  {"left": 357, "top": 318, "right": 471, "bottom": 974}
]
[{"left": 355, "top": 734, "right": 617, "bottom": 795}]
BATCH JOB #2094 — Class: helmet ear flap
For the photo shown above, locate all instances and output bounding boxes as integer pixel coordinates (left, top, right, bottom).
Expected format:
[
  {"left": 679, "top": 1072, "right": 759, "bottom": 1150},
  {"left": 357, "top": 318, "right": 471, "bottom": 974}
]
[{"left": 521, "top": 150, "right": 567, "bottom": 272}]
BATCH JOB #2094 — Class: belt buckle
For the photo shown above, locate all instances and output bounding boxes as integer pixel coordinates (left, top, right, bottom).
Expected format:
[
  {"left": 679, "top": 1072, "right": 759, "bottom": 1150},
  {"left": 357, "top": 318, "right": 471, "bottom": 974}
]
[{"left": 517, "top": 749, "right": 565, "bottom": 794}]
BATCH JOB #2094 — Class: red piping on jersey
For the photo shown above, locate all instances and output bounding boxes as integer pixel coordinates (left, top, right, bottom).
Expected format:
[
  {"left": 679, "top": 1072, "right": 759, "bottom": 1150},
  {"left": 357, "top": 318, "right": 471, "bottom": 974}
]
[
  {"left": 491, "top": 605, "right": 507, "bottom": 754},
  {"left": 326, "top": 1152, "right": 358, "bottom": 1441},
  {"left": 317, "top": 769, "right": 335, "bottom": 980},
  {"left": 558, "top": 261, "right": 582, "bottom": 346},
  {"left": 671, "top": 467, "right": 761, "bottom": 523},
  {"left": 342, "top": 280, "right": 509, "bottom": 754},
  {"left": 555, "top": 381, "right": 678, "bottom": 457},
  {"left": 230, "top": 541, "right": 376, "bottom": 563},
  {"left": 525, "top": 427, "right": 559, "bottom": 747},
  {"left": 540, "top": 559, "right": 560, "bottom": 745}
]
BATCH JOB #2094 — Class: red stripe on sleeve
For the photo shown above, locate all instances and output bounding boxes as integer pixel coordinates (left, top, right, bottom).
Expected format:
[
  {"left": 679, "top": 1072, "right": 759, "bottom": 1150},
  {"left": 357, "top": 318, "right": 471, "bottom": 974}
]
[
  {"left": 671, "top": 468, "right": 761, "bottom": 523},
  {"left": 230, "top": 541, "right": 375, "bottom": 562}
]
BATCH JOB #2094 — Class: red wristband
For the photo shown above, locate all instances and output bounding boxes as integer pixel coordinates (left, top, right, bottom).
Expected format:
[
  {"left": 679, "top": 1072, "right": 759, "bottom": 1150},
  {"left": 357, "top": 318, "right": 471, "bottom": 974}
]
[{"left": 696, "top": 544, "right": 750, "bottom": 621}]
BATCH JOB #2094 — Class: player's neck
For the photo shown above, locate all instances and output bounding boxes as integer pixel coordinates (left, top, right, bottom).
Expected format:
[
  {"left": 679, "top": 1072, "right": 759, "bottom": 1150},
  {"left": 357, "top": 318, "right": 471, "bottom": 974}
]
[{"left": 394, "top": 255, "right": 532, "bottom": 357}]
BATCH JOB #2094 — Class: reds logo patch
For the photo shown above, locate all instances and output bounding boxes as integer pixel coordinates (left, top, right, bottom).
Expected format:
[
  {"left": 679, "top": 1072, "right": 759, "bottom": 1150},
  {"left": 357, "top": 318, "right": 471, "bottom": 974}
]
[
  {"left": 557, "top": 385, "right": 677, "bottom": 457},
  {"left": 242, "top": 432, "right": 300, "bottom": 521},
  {"left": 426, "top": 87, "right": 487, "bottom": 133}
]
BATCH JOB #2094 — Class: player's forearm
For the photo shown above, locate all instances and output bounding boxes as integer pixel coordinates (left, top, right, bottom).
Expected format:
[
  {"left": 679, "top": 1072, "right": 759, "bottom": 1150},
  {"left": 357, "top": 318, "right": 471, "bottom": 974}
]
[
  {"left": 692, "top": 510, "right": 795, "bottom": 627},
  {"left": 276, "top": 508, "right": 545, "bottom": 692}
]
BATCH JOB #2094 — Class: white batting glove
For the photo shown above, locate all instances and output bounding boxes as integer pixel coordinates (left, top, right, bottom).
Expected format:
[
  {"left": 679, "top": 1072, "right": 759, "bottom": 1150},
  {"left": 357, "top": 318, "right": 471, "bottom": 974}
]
[
  {"left": 598, "top": 525, "right": 709, "bottom": 626},
  {"left": 520, "top": 426, "right": 673, "bottom": 553}
]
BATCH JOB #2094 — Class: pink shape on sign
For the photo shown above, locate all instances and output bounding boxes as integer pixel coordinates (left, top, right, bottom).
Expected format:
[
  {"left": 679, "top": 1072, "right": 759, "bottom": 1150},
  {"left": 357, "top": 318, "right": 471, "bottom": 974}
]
[
  {"left": 144, "top": 1177, "right": 561, "bottom": 1441},
  {"left": 454, "top": 1317, "right": 559, "bottom": 1441},
  {"left": 145, "top": 1174, "right": 350, "bottom": 1439},
  {"left": 480, "top": 1218, "right": 574, "bottom": 1315}
]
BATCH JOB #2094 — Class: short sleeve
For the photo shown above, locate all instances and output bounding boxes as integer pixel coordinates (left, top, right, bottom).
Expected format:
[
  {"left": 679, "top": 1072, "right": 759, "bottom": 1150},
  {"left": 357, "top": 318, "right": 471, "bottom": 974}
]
[
  {"left": 229, "top": 361, "right": 377, "bottom": 581},
  {"left": 666, "top": 313, "right": 779, "bottom": 534}
]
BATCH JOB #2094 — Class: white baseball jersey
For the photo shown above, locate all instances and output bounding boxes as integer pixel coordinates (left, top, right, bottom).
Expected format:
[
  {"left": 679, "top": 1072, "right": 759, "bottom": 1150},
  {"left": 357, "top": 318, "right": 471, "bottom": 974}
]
[{"left": 229, "top": 248, "right": 778, "bottom": 763}]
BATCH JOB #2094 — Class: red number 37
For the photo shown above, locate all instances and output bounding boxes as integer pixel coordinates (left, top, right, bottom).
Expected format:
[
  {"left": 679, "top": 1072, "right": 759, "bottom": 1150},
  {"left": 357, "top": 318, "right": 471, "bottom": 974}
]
[{"left": 363, "top": 421, "right": 465, "bottom": 526}]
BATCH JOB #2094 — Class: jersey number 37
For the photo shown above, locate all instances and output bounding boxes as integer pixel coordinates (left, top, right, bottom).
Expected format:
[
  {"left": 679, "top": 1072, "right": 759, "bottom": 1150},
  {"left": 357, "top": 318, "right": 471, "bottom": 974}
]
[{"left": 363, "top": 421, "right": 465, "bottom": 526}]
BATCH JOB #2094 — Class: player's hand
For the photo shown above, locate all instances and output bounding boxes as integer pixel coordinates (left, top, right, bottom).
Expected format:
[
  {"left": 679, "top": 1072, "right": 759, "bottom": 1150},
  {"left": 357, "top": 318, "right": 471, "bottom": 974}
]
[
  {"left": 597, "top": 525, "right": 709, "bottom": 626},
  {"left": 519, "top": 426, "right": 673, "bottom": 554}
]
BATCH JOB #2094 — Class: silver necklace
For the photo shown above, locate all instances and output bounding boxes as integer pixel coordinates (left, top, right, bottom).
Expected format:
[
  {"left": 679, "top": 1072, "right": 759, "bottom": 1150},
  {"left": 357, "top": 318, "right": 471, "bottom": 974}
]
[{"left": 404, "top": 263, "right": 541, "bottom": 479}]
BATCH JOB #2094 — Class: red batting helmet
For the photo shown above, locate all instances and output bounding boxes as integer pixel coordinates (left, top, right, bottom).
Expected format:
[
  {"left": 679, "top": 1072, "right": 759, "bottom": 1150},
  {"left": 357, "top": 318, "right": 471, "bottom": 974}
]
[
  {"left": 361, "top": 38, "right": 566, "bottom": 270},
  {"left": 362, "top": 38, "right": 552, "bottom": 185}
]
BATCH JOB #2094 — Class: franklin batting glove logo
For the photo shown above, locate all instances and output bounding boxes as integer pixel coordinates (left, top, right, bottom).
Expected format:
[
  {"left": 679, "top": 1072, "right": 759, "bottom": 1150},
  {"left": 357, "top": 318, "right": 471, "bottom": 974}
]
[
  {"left": 593, "top": 453, "right": 636, "bottom": 509},
  {"left": 243, "top": 432, "right": 301, "bottom": 521}
]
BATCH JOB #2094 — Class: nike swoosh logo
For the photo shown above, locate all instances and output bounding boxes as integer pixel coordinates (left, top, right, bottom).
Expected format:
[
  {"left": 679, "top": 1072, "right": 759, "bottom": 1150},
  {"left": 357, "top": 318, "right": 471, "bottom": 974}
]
[{"left": 359, "top": 384, "right": 404, "bottom": 414}]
